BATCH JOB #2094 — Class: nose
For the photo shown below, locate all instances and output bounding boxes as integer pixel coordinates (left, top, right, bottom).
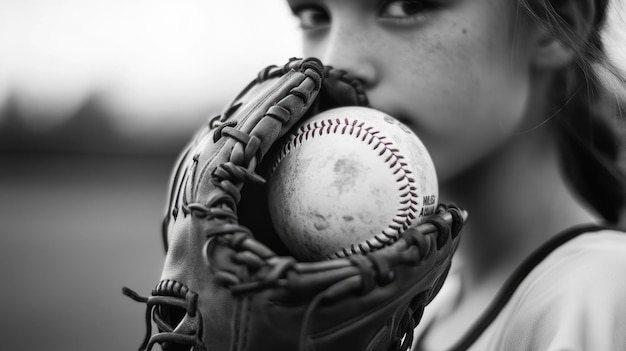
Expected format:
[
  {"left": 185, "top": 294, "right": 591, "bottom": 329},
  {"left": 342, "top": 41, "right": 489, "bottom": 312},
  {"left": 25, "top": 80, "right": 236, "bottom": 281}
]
[{"left": 318, "top": 24, "right": 380, "bottom": 89}]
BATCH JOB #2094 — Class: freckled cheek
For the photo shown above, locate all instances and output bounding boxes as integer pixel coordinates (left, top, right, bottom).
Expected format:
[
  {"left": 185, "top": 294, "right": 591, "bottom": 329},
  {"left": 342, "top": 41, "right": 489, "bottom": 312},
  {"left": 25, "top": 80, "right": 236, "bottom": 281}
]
[
  {"left": 432, "top": 36, "right": 526, "bottom": 118},
  {"left": 401, "top": 40, "right": 524, "bottom": 173},
  {"left": 397, "top": 40, "right": 491, "bottom": 129}
]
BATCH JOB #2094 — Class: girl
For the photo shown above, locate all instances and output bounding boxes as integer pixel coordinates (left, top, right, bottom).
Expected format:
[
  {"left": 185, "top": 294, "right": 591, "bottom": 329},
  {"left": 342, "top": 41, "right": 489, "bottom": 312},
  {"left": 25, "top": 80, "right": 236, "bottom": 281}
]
[{"left": 286, "top": 0, "right": 626, "bottom": 349}]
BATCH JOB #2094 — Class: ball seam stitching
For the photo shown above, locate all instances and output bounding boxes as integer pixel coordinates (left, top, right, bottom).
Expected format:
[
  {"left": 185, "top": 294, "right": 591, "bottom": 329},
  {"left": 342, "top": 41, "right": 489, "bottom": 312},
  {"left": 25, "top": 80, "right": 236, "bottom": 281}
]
[{"left": 270, "top": 117, "right": 419, "bottom": 259}]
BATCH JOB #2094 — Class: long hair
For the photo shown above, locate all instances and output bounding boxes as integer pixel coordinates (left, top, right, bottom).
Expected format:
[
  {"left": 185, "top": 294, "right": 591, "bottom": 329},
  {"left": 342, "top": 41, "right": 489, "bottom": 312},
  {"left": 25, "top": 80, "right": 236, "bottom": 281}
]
[{"left": 519, "top": 0, "right": 626, "bottom": 223}]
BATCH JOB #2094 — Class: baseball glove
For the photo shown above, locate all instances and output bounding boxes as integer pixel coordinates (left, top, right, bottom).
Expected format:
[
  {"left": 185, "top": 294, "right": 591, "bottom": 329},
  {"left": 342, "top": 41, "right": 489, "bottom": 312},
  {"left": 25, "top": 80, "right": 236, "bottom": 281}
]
[{"left": 123, "top": 57, "right": 466, "bottom": 351}]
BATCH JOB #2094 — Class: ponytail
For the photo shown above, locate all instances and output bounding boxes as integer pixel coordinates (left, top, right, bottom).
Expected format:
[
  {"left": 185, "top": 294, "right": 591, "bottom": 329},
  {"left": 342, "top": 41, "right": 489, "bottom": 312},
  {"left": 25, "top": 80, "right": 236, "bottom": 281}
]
[
  {"left": 555, "top": 66, "right": 626, "bottom": 223},
  {"left": 519, "top": 0, "right": 626, "bottom": 223}
]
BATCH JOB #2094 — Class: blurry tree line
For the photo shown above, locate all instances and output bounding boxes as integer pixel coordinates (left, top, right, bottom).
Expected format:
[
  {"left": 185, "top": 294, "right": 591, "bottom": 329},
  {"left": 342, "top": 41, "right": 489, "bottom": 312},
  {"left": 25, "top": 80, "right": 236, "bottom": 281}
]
[{"left": 0, "top": 95, "right": 213, "bottom": 156}]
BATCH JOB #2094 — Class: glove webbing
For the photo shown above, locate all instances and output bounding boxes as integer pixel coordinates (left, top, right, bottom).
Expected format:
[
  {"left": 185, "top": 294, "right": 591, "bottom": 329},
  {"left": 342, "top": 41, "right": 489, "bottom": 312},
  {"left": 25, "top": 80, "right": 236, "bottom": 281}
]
[{"left": 161, "top": 58, "right": 324, "bottom": 251}]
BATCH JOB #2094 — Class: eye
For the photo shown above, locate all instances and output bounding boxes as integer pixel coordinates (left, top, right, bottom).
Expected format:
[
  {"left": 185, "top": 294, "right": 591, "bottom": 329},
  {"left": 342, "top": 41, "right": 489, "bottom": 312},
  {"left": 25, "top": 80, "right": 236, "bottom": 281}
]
[
  {"left": 379, "top": 0, "right": 436, "bottom": 21},
  {"left": 291, "top": 5, "right": 330, "bottom": 30}
]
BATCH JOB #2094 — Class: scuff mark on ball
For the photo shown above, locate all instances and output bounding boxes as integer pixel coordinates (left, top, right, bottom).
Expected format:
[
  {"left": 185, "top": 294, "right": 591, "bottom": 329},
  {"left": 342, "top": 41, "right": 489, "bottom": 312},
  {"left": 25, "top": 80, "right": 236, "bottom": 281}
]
[{"left": 313, "top": 213, "right": 329, "bottom": 231}]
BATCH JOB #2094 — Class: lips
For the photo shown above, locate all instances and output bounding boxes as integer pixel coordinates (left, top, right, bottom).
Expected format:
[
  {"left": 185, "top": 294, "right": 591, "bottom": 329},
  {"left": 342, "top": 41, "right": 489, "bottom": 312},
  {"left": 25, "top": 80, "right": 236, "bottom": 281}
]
[
  {"left": 377, "top": 107, "right": 422, "bottom": 134},
  {"left": 393, "top": 114, "right": 414, "bottom": 128},
  {"left": 362, "top": 91, "right": 426, "bottom": 136}
]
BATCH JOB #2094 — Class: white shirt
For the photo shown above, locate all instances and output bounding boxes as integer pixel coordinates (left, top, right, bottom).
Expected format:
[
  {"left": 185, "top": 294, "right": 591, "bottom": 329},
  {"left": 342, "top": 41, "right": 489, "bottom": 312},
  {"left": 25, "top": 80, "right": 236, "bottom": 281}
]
[{"left": 413, "top": 228, "right": 626, "bottom": 351}]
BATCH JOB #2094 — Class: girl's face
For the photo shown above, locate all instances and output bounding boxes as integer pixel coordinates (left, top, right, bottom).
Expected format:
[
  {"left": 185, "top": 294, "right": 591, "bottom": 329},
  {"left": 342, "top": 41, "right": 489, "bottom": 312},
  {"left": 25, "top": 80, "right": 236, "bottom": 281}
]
[{"left": 287, "top": 0, "right": 540, "bottom": 182}]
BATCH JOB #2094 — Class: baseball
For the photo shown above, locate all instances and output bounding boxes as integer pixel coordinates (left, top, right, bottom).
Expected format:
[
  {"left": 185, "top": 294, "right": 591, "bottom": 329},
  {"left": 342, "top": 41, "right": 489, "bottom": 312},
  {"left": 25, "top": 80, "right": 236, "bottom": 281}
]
[{"left": 266, "top": 106, "right": 438, "bottom": 261}]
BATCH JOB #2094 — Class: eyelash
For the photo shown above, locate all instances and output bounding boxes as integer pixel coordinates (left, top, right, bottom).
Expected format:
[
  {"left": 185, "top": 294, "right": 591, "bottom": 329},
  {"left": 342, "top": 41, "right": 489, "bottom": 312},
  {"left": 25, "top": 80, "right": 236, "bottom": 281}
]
[
  {"left": 291, "top": 5, "right": 330, "bottom": 30},
  {"left": 291, "top": 0, "right": 439, "bottom": 30},
  {"left": 378, "top": 0, "right": 439, "bottom": 22}
]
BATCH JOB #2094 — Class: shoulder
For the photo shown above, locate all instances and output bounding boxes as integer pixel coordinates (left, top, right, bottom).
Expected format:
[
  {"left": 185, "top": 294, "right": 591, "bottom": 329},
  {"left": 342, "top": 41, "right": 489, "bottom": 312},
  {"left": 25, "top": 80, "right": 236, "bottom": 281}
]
[
  {"left": 533, "top": 229, "right": 626, "bottom": 291},
  {"left": 539, "top": 228, "right": 626, "bottom": 275},
  {"left": 489, "top": 229, "right": 626, "bottom": 351}
]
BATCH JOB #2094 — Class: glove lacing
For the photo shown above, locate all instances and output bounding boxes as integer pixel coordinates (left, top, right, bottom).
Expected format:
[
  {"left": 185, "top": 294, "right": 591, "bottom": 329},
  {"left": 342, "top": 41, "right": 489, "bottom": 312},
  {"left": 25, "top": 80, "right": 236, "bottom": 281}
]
[
  {"left": 122, "top": 282, "right": 203, "bottom": 351},
  {"left": 294, "top": 204, "right": 464, "bottom": 351}
]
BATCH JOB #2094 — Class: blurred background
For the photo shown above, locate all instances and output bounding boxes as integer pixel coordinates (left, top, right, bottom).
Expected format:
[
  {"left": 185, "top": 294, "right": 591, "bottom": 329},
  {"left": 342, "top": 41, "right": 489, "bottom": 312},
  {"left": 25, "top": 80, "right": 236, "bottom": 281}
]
[
  {"left": 0, "top": 1, "right": 624, "bottom": 350},
  {"left": 0, "top": 1, "right": 300, "bottom": 350}
]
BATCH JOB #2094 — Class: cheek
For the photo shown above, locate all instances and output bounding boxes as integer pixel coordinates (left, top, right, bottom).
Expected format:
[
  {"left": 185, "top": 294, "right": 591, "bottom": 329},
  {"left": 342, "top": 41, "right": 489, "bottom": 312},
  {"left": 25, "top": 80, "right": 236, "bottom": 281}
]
[
  {"left": 380, "top": 25, "right": 532, "bottom": 180},
  {"left": 427, "top": 58, "right": 530, "bottom": 181}
]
